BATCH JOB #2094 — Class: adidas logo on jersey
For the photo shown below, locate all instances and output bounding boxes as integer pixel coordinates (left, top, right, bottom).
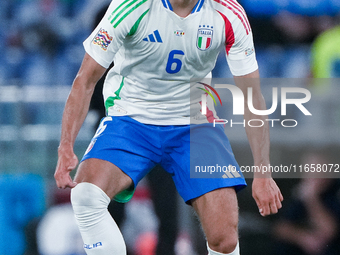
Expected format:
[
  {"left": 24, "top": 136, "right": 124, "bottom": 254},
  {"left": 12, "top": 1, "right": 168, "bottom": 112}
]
[{"left": 143, "top": 30, "right": 163, "bottom": 43}]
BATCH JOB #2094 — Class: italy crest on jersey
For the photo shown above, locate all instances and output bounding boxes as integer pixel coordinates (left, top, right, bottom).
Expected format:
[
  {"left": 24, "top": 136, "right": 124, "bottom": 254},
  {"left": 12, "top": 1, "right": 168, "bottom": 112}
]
[{"left": 196, "top": 25, "right": 213, "bottom": 51}]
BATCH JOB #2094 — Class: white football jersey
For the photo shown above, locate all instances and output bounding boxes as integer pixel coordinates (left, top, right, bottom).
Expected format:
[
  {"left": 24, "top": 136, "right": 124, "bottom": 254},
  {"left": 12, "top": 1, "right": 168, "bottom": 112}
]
[{"left": 84, "top": 0, "right": 258, "bottom": 125}]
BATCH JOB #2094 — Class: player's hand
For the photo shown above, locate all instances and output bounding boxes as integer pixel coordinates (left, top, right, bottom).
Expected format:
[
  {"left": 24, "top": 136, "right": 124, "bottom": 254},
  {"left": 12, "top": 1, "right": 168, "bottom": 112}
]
[
  {"left": 54, "top": 146, "right": 78, "bottom": 189},
  {"left": 252, "top": 177, "right": 283, "bottom": 216}
]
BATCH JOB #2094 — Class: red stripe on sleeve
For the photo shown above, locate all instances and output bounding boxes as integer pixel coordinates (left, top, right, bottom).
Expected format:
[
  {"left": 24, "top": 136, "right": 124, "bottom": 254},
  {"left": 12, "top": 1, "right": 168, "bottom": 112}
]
[
  {"left": 225, "top": 0, "right": 251, "bottom": 32},
  {"left": 214, "top": 0, "right": 249, "bottom": 34},
  {"left": 216, "top": 10, "right": 235, "bottom": 55}
]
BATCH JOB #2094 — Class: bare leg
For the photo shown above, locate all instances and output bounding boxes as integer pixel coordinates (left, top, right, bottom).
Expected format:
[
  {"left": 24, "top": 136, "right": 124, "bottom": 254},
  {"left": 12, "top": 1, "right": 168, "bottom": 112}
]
[
  {"left": 191, "top": 188, "right": 239, "bottom": 254},
  {"left": 71, "top": 158, "right": 133, "bottom": 254},
  {"left": 74, "top": 158, "right": 133, "bottom": 198}
]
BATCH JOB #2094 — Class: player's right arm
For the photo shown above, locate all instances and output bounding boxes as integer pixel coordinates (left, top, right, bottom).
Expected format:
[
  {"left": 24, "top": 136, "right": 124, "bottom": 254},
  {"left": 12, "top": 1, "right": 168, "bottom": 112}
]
[
  {"left": 55, "top": 53, "right": 106, "bottom": 189},
  {"left": 55, "top": 0, "right": 150, "bottom": 188}
]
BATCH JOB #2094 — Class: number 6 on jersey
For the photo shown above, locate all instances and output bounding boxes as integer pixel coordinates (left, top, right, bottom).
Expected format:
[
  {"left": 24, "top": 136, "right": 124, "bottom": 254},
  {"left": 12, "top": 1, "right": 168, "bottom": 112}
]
[{"left": 166, "top": 50, "right": 185, "bottom": 74}]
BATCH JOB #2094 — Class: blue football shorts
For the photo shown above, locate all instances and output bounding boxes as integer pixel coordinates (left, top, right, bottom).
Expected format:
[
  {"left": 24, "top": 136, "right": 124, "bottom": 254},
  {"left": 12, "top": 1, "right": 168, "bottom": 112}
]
[{"left": 81, "top": 116, "right": 246, "bottom": 203}]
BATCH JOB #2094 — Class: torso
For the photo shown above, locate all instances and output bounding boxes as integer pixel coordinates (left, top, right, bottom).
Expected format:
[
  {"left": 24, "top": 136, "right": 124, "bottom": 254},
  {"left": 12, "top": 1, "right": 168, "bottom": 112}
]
[{"left": 84, "top": 0, "right": 257, "bottom": 125}]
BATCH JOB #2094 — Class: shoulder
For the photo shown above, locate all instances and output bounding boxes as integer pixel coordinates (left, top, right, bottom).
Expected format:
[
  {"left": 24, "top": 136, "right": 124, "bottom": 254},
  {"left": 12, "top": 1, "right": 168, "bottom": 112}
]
[
  {"left": 106, "top": 0, "right": 152, "bottom": 30},
  {"left": 210, "top": 0, "right": 251, "bottom": 35}
]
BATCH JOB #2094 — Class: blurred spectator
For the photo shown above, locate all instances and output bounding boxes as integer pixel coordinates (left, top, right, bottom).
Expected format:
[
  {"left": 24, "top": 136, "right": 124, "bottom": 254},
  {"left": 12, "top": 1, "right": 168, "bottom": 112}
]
[
  {"left": 241, "top": 0, "right": 339, "bottom": 44},
  {"left": 236, "top": 0, "right": 340, "bottom": 78},
  {"left": 0, "top": 174, "right": 45, "bottom": 255},
  {"left": 1, "top": 0, "right": 91, "bottom": 86},
  {"left": 36, "top": 188, "right": 86, "bottom": 255},
  {"left": 311, "top": 24, "right": 340, "bottom": 79},
  {"left": 309, "top": 23, "right": 340, "bottom": 126},
  {"left": 273, "top": 152, "right": 340, "bottom": 255},
  {"left": 120, "top": 180, "right": 159, "bottom": 255},
  {"left": 241, "top": 0, "right": 340, "bottom": 17}
]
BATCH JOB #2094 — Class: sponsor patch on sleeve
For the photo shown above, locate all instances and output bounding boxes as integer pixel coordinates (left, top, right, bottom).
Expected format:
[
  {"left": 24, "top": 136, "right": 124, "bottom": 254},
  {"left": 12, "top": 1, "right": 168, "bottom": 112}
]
[
  {"left": 245, "top": 47, "right": 254, "bottom": 57},
  {"left": 92, "top": 28, "right": 113, "bottom": 51}
]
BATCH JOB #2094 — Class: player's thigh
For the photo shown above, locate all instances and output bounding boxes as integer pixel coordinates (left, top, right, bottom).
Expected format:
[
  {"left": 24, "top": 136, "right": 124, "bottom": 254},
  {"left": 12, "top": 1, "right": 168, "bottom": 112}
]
[
  {"left": 74, "top": 158, "right": 133, "bottom": 199},
  {"left": 191, "top": 187, "right": 239, "bottom": 245}
]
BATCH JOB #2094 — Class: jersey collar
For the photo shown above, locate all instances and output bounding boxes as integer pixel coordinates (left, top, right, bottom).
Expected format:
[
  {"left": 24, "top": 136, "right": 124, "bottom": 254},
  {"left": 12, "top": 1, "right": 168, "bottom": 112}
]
[{"left": 161, "top": 0, "right": 205, "bottom": 13}]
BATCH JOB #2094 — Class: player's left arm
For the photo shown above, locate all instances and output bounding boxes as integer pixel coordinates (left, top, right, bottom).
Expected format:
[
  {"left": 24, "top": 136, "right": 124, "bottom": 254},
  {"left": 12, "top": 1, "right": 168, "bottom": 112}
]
[{"left": 233, "top": 70, "right": 283, "bottom": 216}]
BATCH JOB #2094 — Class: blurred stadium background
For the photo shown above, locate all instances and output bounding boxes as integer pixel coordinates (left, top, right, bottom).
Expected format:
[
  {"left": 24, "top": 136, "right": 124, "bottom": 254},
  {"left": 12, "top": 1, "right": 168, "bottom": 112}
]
[{"left": 0, "top": 0, "right": 340, "bottom": 255}]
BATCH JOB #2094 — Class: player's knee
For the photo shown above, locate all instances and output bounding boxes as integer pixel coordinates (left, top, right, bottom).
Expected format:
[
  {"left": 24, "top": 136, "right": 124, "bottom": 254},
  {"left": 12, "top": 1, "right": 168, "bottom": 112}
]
[
  {"left": 71, "top": 182, "right": 110, "bottom": 209},
  {"left": 207, "top": 231, "right": 238, "bottom": 254},
  {"left": 71, "top": 183, "right": 110, "bottom": 227}
]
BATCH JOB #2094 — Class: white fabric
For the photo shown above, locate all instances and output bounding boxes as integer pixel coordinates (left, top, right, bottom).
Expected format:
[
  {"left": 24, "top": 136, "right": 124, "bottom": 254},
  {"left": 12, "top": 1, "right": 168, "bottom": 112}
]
[
  {"left": 71, "top": 183, "right": 126, "bottom": 255},
  {"left": 37, "top": 204, "right": 85, "bottom": 255},
  {"left": 207, "top": 241, "right": 240, "bottom": 255},
  {"left": 83, "top": 0, "right": 258, "bottom": 125}
]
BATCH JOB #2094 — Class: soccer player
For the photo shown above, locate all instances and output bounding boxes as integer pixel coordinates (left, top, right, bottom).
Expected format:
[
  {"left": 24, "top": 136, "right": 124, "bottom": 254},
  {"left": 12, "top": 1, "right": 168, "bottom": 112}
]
[{"left": 54, "top": 0, "right": 283, "bottom": 254}]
